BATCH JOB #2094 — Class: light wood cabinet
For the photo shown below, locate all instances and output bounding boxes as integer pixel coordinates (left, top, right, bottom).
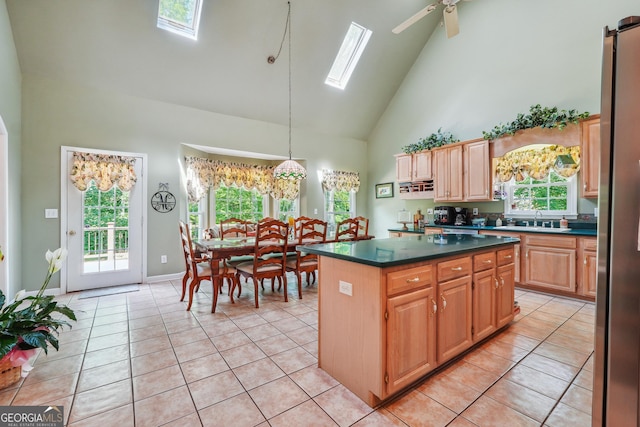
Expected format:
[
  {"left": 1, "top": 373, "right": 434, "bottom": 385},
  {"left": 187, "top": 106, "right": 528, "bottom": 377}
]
[
  {"left": 434, "top": 145, "right": 463, "bottom": 202},
  {"left": 578, "top": 237, "right": 597, "bottom": 298},
  {"left": 496, "top": 262, "right": 515, "bottom": 328},
  {"left": 396, "top": 154, "right": 413, "bottom": 182},
  {"left": 472, "top": 268, "right": 497, "bottom": 342},
  {"left": 386, "top": 287, "right": 437, "bottom": 395},
  {"left": 581, "top": 116, "right": 600, "bottom": 198},
  {"left": 436, "top": 256, "right": 473, "bottom": 363},
  {"left": 524, "top": 235, "right": 577, "bottom": 293},
  {"left": 464, "top": 140, "right": 491, "bottom": 201},
  {"left": 395, "top": 151, "right": 432, "bottom": 182}
]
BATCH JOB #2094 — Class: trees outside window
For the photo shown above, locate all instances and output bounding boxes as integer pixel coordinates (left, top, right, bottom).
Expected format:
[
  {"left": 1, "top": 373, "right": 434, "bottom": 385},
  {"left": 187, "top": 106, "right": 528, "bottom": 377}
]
[{"left": 504, "top": 170, "right": 577, "bottom": 218}]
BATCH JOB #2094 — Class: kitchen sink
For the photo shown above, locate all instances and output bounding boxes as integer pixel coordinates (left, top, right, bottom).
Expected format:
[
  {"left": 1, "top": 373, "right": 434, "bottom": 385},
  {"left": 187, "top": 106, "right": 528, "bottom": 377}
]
[{"left": 494, "top": 225, "right": 571, "bottom": 233}]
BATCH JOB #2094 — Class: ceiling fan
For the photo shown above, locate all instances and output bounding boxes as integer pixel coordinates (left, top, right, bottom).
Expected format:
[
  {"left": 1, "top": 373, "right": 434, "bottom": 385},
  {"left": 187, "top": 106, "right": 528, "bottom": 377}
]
[{"left": 392, "top": 0, "right": 467, "bottom": 38}]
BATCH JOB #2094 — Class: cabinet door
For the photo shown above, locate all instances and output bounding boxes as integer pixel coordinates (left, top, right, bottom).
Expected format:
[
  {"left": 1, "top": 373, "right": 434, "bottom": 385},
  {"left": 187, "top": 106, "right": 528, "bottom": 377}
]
[
  {"left": 525, "top": 246, "right": 576, "bottom": 292},
  {"left": 472, "top": 269, "right": 496, "bottom": 342},
  {"left": 433, "top": 149, "right": 449, "bottom": 201},
  {"left": 386, "top": 287, "right": 437, "bottom": 395},
  {"left": 582, "top": 251, "right": 597, "bottom": 298},
  {"left": 464, "top": 140, "right": 491, "bottom": 201},
  {"left": 447, "top": 145, "right": 464, "bottom": 201},
  {"left": 396, "top": 154, "right": 412, "bottom": 182},
  {"left": 437, "top": 275, "right": 472, "bottom": 363},
  {"left": 496, "top": 264, "right": 515, "bottom": 328},
  {"left": 413, "top": 151, "right": 432, "bottom": 180},
  {"left": 581, "top": 117, "right": 600, "bottom": 198}
]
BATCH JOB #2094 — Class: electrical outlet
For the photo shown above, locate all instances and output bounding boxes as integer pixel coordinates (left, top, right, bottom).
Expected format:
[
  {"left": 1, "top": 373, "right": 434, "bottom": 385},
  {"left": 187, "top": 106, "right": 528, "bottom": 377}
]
[
  {"left": 160, "top": 255, "right": 167, "bottom": 264},
  {"left": 339, "top": 280, "right": 352, "bottom": 296},
  {"left": 426, "top": 208, "right": 433, "bottom": 215},
  {"left": 473, "top": 208, "right": 479, "bottom": 215},
  {"left": 314, "top": 208, "right": 318, "bottom": 214}
]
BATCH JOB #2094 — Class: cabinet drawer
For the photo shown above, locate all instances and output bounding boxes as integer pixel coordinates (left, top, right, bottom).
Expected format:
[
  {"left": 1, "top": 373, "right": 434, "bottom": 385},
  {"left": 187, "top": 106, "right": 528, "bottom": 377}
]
[
  {"left": 582, "top": 238, "right": 597, "bottom": 251},
  {"left": 438, "top": 256, "right": 472, "bottom": 282},
  {"left": 387, "top": 265, "right": 435, "bottom": 296},
  {"left": 473, "top": 252, "right": 496, "bottom": 272},
  {"left": 497, "top": 248, "right": 515, "bottom": 266},
  {"left": 525, "top": 235, "right": 576, "bottom": 249}
]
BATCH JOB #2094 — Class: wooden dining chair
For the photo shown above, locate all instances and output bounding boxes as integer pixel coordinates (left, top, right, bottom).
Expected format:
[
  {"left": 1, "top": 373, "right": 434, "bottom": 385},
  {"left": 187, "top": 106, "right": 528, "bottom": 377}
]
[
  {"left": 334, "top": 217, "right": 360, "bottom": 241},
  {"left": 286, "top": 218, "right": 327, "bottom": 288},
  {"left": 354, "top": 216, "right": 369, "bottom": 237},
  {"left": 179, "top": 221, "right": 239, "bottom": 309},
  {"left": 220, "top": 217, "right": 250, "bottom": 240},
  {"left": 235, "top": 218, "right": 289, "bottom": 308}
]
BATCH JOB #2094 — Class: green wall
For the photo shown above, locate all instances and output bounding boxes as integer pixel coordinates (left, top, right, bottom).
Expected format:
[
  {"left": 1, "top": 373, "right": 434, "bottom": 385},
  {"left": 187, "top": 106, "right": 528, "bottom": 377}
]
[
  {"left": 19, "top": 76, "right": 367, "bottom": 291},
  {"left": 0, "top": 0, "right": 22, "bottom": 297},
  {"left": 367, "top": 0, "right": 636, "bottom": 238}
]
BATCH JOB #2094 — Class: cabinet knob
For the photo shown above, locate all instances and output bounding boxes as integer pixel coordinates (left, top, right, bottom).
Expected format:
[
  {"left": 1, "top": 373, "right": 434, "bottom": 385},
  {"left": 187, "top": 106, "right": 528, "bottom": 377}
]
[
  {"left": 406, "top": 277, "right": 421, "bottom": 283},
  {"left": 451, "top": 266, "right": 463, "bottom": 271},
  {"left": 441, "top": 295, "right": 447, "bottom": 311},
  {"left": 482, "top": 260, "right": 492, "bottom": 264},
  {"left": 500, "top": 277, "right": 505, "bottom": 287},
  {"left": 504, "top": 255, "right": 512, "bottom": 259},
  {"left": 584, "top": 257, "right": 588, "bottom": 265},
  {"left": 584, "top": 183, "right": 587, "bottom": 190},
  {"left": 431, "top": 298, "right": 437, "bottom": 316},
  {"left": 495, "top": 277, "right": 500, "bottom": 289}
]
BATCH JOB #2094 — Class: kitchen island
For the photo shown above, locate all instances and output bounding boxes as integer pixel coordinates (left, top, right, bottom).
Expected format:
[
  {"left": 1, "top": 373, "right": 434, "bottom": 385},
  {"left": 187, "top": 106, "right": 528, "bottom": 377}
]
[{"left": 302, "top": 234, "right": 519, "bottom": 407}]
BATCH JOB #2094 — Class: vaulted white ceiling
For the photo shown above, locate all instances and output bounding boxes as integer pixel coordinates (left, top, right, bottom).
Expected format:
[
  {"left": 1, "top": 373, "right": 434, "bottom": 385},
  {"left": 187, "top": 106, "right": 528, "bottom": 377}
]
[{"left": 6, "top": 0, "right": 456, "bottom": 141}]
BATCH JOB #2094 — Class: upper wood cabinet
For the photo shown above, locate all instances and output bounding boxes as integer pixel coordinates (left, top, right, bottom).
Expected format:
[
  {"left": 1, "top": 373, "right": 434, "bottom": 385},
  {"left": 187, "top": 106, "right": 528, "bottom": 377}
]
[
  {"left": 464, "top": 140, "right": 491, "bottom": 201},
  {"left": 395, "top": 152, "right": 432, "bottom": 182},
  {"left": 434, "top": 145, "right": 463, "bottom": 202},
  {"left": 581, "top": 116, "right": 600, "bottom": 198}
]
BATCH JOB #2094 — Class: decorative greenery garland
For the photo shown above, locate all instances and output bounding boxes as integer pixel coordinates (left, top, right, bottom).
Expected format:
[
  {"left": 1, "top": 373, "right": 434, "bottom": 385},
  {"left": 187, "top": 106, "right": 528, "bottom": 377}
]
[
  {"left": 401, "top": 128, "right": 459, "bottom": 154},
  {"left": 482, "top": 104, "right": 590, "bottom": 141}
]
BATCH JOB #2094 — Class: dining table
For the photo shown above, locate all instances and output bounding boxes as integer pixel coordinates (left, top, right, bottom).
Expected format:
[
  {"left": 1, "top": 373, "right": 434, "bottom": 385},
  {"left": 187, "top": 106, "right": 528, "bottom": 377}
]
[{"left": 192, "top": 234, "right": 375, "bottom": 313}]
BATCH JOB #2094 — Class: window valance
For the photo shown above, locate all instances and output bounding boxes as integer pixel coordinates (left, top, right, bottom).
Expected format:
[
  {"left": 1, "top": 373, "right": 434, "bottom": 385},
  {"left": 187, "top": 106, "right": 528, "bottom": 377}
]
[
  {"left": 185, "top": 156, "right": 301, "bottom": 202},
  {"left": 70, "top": 151, "right": 137, "bottom": 192},
  {"left": 494, "top": 145, "right": 580, "bottom": 183},
  {"left": 321, "top": 170, "right": 360, "bottom": 192}
]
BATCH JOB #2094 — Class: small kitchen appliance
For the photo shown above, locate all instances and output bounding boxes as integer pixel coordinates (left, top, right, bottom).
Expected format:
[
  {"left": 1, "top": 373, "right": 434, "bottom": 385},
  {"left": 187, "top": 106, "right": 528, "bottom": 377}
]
[
  {"left": 453, "top": 207, "right": 468, "bottom": 226},
  {"left": 433, "top": 206, "right": 455, "bottom": 225}
]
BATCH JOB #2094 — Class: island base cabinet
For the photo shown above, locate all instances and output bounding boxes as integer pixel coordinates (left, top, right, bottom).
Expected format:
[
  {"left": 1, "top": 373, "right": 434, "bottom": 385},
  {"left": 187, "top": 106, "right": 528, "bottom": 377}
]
[
  {"left": 496, "top": 263, "right": 515, "bottom": 327},
  {"left": 386, "top": 287, "right": 437, "bottom": 395},
  {"left": 472, "top": 269, "right": 497, "bottom": 342},
  {"left": 437, "top": 275, "right": 473, "bottom": 364}
]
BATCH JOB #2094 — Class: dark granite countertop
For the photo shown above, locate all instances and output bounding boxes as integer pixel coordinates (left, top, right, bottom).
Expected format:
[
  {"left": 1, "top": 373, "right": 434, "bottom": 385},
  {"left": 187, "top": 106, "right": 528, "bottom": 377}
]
[
  {"left": 389, "top": 224, "right": 597, "bottom": 237},
  {"left": 300, "top": 234, "right": 519, "bottom": 268}
]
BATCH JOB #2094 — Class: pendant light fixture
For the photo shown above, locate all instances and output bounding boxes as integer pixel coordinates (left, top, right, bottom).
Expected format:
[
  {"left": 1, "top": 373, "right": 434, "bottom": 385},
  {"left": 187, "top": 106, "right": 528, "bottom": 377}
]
[{"left": 272, "top": 1, "right": 307, "bottom": 181}]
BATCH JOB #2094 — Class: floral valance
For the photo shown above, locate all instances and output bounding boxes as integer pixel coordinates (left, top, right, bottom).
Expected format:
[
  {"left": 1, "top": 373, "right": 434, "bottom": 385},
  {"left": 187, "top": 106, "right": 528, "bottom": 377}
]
[
  {"left": 185, "top": 157, "right": 301, "bottom": 202},
  {"left": 495, "top": 145, "right": 580, "bottom": 183},
  {"left": 321, "top": 170, "right": 360, "bottom": 192},
  {"left": 70, "top": 151, "right": 137, "bottom": 192}
]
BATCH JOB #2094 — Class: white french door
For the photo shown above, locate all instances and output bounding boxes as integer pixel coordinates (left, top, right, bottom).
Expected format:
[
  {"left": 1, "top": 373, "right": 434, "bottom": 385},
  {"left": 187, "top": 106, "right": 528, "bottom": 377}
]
[{"left": 62, "top": 147, "right": 146, "bottom": 292}]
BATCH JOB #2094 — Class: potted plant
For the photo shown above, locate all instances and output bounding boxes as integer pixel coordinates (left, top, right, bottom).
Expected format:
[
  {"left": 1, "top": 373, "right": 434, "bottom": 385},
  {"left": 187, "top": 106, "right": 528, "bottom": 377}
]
[{"left": 0, "top": 248, "right": 76, "bottom": 386}]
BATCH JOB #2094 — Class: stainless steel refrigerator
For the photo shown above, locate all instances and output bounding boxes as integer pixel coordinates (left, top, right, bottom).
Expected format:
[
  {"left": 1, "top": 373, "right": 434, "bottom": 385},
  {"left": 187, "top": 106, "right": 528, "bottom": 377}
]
[{"left": 594, "top": 15, "right": 640, "bottom": 427}]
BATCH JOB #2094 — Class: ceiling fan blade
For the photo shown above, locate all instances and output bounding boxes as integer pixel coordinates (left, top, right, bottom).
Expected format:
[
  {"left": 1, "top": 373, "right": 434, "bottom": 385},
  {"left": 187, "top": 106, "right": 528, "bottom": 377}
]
[
  {"left": 392, "top": 3, "right": 438, "bottom": 34},
  {"left": 443, "top": 5, "right": 459, "bottom": 38}
]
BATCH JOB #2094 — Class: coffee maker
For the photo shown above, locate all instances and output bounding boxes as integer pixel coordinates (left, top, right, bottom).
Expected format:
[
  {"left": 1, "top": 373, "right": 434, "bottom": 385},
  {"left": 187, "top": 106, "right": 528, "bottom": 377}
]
[
  {"left": 454, "top": 207, "right": 468, "bottom": 226},
  {"left": 433, "top": 206, "right": 455, "bottom": 225}
]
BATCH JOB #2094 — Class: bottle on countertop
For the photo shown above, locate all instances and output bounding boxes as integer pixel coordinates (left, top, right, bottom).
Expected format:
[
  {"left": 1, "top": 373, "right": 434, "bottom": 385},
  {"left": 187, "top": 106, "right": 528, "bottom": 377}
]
[
  {"left": 414, "top": 209, "right": 425, "bottom": 229},
  {"left": 495, "top": 216, "right": 502, "bottom": 227},
  {"left": 560, "top": 216, "right": 568, "bottom": 229}
]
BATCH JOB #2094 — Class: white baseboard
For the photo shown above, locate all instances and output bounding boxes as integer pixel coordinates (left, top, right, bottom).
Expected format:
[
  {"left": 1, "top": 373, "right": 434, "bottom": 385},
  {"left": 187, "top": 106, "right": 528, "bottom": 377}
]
[{"left": 146, "top": 272, "right": 183, "bottom": 283}]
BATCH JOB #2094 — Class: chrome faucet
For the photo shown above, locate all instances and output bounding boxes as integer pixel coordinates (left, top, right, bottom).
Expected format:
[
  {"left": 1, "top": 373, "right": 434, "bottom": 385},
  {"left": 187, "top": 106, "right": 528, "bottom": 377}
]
[{"left": 534, "top": 210, "right": 542, "bottom": 227}]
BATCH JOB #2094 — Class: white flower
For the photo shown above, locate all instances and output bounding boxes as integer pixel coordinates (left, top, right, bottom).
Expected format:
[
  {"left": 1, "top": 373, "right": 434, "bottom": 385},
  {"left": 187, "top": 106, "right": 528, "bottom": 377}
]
[{"left": 45, "top": 248, "right": 68, "bottom": 274}]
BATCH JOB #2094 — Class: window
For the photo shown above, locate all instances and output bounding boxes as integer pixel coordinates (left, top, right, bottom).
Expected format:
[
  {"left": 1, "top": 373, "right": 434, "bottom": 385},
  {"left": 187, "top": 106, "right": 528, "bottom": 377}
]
[
  {"left": 325, "top": 189, "right": 356, "bottom": 236},
  {"left": 504, "top": 170, "right": 577, "bottom": 218},
  {"left": 276, "top": 198, "right": 299, "bottom": 222},
  {"left": 188, "top": 199, "right": 206, "bottom": 240},
  {"left": 325, "top": 22, "right": 372, "bottom": 90},
  {"left": 157, "top": 0, "right": 203, "bottom": 40},
  {"left": 214, "top": 185, "right": 268, "bottom": 223}
]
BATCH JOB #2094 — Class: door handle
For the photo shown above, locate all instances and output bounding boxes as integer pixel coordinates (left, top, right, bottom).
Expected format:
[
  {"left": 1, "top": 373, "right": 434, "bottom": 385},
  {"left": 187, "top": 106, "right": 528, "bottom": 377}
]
[{"left": 68, "top": 230, "right": 76, "bottom": 236}]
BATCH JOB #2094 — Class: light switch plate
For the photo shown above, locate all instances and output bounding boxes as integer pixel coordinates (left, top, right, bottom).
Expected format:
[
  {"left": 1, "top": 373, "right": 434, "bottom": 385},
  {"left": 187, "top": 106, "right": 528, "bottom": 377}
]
[
  {"left": 339, "top": 280, "right": 353, "bottom": 296},
  {"left": 473, "top": 208, "right": 479, "bottom": 215},
  {"left": 45, "top": 209, "right": 58, "bottom": 219},
  {"left": 426, "top": 208, "right": 433, "bottom": 214}
]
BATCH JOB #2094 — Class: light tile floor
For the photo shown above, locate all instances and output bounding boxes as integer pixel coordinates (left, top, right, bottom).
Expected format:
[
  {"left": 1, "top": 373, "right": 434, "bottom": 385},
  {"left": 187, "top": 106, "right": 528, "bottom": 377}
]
[{"left": 0, "top": 276, "right": 594, "bottom": 426}]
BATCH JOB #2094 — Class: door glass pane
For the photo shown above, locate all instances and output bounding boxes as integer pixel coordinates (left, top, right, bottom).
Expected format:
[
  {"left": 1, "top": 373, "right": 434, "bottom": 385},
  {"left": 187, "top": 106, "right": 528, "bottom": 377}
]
[{"left": 82, "top": 182, "right": 130, "bottom": 273}]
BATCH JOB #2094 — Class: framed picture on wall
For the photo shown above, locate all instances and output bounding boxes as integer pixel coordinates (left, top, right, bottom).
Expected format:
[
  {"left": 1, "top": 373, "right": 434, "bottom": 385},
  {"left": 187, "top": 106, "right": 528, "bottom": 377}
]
[{"left": 375, "top": 182, "right": 394, "bottom": 199}]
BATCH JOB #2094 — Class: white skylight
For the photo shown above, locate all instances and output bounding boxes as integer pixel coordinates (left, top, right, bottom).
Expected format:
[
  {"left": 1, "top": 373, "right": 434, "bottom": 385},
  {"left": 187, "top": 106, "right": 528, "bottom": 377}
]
[
  {"left": 157, "top": 0, "right": 203, "bottom": 40},
  {"left": 325, "top": 22, "right": 372, "bottom": 90}
]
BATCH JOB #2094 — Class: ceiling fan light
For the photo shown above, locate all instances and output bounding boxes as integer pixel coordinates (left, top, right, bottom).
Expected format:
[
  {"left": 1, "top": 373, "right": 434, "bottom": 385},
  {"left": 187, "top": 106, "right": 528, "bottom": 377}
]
[{"left": 274, "top": 159, "right": 307, "bottom": 180}]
